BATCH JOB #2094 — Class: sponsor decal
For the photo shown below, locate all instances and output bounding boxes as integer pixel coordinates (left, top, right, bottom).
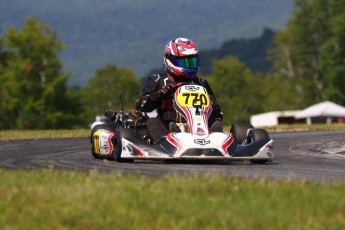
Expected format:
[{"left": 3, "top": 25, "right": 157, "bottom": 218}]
[
  {"left": 185, "top": 86, "right": 200, "bottom": 91},
  {"left": 102, "top": 143, "right": 109, "bottom": 153},
  {"left": 127, "top": 145, "right": 134, "bottom": 154},
  {"left": 125, "top": 142, "right": 144, "bottom": 157},
  {"left": 194, "top": 139, "right": 210, "bottom": 145},
  {"left": 196, "top": 127, "right": 206, "bottom": 135}
]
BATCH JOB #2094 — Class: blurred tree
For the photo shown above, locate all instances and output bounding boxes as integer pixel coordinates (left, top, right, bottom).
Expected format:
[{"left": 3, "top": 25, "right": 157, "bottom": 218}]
[
  {"left": 260, "top": 73, "right": 306, "bottom": 112},
  {"left": 79, "top": 64, "right": 141, "bottom": 124},
  {"left": 271, "top": 0, "right": 345, "bottom": 106},
  {"left": 320, "top": 0, "right": 345, "bottom": 103},
  {"left": 206, "top": 56, "right": 263, "bottom": 125},
  {"left": 0, "top": 33, "right": 7, "bottom": 65},
  {"left": 0, "top": 17, "right": 80, "bottom": 129}
]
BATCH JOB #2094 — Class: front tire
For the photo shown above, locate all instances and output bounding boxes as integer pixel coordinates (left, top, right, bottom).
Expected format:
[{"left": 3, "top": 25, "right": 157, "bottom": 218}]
[
  {"left": 113, "top": 128, "right": 135, "bottom": 163},
  {"left": 247, "top": 129, "right": 269, "bottom": 143},
  {"left": 230, "top": 123, "right": 254, "bottom": 144}
]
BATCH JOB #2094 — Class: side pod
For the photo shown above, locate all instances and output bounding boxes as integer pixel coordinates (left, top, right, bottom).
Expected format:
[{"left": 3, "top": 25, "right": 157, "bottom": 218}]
[{"left": 231, "top": 139, "right": 271, "bottom": 157}]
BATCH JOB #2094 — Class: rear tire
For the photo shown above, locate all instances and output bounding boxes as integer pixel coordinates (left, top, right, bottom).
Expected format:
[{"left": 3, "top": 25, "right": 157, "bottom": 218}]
[
  {"left": 248, "top": 129, "right": 270, "bottom": 164},
  {"left": 113, "top": 128, "right": 135, "bottom": 163},
  {"left": 230, "top": 123, "right": 254, "bottom": 144}
]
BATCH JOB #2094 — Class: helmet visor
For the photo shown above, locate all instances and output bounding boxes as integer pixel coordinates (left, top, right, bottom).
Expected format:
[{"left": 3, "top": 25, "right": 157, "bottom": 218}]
[{"left": 174, "top": 57, "right": 199, "bottom": 69}]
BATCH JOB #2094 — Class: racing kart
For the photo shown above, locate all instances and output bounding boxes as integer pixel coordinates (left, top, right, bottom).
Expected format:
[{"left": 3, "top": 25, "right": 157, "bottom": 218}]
[{"left": 90, "top": 84, "right": 273, "bottom": 164}]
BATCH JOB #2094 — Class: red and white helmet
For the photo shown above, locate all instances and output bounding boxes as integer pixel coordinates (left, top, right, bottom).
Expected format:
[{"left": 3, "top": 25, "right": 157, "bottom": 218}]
[{"left": 163, "top": 37, "right": 200, "bottom": 79}]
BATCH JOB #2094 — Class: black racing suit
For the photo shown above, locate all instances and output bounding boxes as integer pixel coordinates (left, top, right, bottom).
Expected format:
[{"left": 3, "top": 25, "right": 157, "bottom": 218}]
[{"left": 135, "top": 73, "right": 222, "bottom": 127}]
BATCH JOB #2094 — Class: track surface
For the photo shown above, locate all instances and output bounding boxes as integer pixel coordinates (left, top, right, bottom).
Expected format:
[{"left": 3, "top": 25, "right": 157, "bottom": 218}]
[{"left": 1, "top": 130, "right": 345, "bottom": 182}]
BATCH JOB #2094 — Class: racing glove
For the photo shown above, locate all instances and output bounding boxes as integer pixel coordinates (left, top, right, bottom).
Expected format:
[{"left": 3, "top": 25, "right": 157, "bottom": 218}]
[
  {"left": 159, "top": 84, "right": 176, "bottom": 98},
  {"left": 155, "top": 83, "right": 176, "bottom": 99}
]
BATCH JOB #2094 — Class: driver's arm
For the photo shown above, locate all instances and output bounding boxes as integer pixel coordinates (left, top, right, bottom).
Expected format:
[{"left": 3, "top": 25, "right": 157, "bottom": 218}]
[
  {"left": 200, "top": 79, "right": 222, "bottom": 120},
  {"left": 136, "top": 76, "right": 160, "bottom": 112}
]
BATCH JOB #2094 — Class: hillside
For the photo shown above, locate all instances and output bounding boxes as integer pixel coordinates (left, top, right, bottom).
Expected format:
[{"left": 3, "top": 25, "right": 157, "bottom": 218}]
[
  {"left": 200, "top": 28, "right": 276, "bottom": 75},
  {"left": 0, "top": 0, "right": 293, "bottom": 85}
]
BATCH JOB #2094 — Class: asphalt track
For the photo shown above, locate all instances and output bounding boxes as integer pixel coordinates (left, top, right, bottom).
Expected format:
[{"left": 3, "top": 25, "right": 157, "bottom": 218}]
[{"left": 1, "top": 130, "right": 345, "bottom": 182}]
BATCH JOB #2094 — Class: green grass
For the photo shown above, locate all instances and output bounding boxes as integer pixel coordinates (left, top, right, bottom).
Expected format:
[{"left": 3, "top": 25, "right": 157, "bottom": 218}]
[
  {"left": 1, "top": 126, "right": 345, "bottom": 229},
  {"left": 264, "top": 123, "right": 345, "bottom": 132},
  {"left": 0, "top": 169, "right": 344, "bottom": 229},
  {"left": 1, "top": 123, "right": 345, "bottom": 140},
  {"left": 0, "top": 129, "right": 89, "bottom": 140}
]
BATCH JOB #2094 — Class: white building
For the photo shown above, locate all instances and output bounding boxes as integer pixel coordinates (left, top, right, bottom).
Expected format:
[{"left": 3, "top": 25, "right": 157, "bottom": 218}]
[
  {"left": 295, "top": 101, "right": 345, "bottom": 124},
  {"left": 251, "top": 101, "right": 345, "bottom": 127},
  {"left": 250, "top": 111, "right": 299, "bottom": 127}
]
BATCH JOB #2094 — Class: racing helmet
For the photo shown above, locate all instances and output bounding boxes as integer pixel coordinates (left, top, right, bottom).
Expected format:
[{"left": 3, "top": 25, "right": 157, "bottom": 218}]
[{"left": 163, "top": 37, "right": 200, "bottom": 80}]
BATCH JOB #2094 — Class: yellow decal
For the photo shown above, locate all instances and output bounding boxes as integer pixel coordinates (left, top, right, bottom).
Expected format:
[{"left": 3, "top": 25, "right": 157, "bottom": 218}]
[
  {"left": 195, "top": 116, "right": 203, "bottom": 121},
  {"left": 176, "top": 92, "right": 210, "bottom": 107},
  {"left": 93, "top": 130, "right": 102, "bottom": 154}
]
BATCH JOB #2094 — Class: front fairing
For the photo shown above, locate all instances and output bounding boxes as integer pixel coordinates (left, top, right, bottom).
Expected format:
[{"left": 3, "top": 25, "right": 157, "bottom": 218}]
[
  {"left": 173, "top": 85, "right": 213, "bottom": 135},
  {"left": 163, "top": 132, "right": 235, "bottom": 156}
]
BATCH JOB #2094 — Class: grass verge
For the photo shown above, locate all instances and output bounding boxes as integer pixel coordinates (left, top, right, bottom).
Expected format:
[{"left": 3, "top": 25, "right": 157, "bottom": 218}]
[
  {"left": 1, "top": 126, "right": 345, "bottom": 229},
  {"left": 263, "top": 123, "right": 345, "bottom": 132},
  {"left": 0, "top": 169, "right": 344, "bottom": 229},
  {"left": 0, "top": 129, "right": 89, "bottom": 140},
  {"left": 1, "top": 123, "right": 345, "bottom": 140}
]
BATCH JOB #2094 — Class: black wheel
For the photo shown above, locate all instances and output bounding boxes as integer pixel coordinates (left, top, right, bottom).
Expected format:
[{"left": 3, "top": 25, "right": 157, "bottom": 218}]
[
  {"left": 248, "top": 129, "right": 270, "bottom": 164},
  {"left": 230, "top": 123, "right": 254, "bottom": 144},
  {"left": 247, "top": 129, "right": 269, "bottom": 143},
  {"left": 90, "top": 123, "right": 117, "bottom": 159},
  {"left": 113, "top": 128, "right": 135, "bottom": 163},
  {"left": 91, "top": 147, "right": 103, "bottom": 159}
]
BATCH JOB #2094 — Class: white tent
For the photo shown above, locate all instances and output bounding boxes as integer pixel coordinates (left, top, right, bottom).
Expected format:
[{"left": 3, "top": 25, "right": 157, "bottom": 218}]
[
  {"left": 295, "top": 101, "right": 345, "bottom": 123},
  {"left": 250, "top": 110, "right": 299, "bottom": 127}
]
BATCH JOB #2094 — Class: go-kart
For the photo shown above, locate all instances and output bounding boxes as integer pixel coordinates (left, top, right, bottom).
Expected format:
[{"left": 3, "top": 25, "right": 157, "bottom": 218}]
[{"left": 90, "top": 84, "right": 273, "bottom": 163}]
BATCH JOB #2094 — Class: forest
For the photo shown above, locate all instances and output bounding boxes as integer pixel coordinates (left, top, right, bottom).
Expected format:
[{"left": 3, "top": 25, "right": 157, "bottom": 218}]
[{"left": 0, "top": 0, "right": 344, "bottom": 129}]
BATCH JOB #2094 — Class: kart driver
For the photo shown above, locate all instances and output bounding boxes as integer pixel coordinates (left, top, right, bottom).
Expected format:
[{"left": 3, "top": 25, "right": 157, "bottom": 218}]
[{"left": 135, "top": 37, "right": 223, "bottom": 137}]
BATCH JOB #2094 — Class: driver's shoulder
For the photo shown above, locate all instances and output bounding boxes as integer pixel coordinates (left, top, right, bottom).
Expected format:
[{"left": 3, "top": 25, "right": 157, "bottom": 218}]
[
  {"left": 147, "top": 73, "right": 169, "bottom": 85},
  {"left": 193, "top": 77, "right": 209, "bottom": 86},
  {"left": 148, "top": 73, "right": 168, "bottom": 80}
]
